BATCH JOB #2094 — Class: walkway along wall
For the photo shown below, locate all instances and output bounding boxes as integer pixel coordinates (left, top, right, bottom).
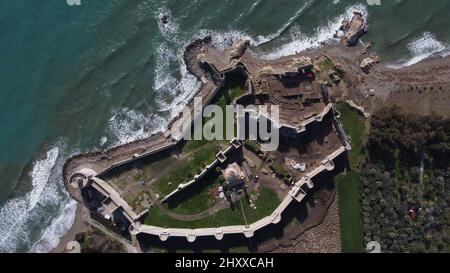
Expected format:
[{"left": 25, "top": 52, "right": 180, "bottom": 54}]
[
  {"left": 70, "top": 123, "right": 348, "bottom": 244},
  {"left": 64, "top": 43, "right": 352, "bottom": 244},
  {"left": 129, "top": 145, "right": 347, "bottom": 242}
]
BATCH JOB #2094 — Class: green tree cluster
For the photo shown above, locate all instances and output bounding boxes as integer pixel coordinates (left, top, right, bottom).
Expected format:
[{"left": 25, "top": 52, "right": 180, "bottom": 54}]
[{"left": 361, "top": 107, "right": 450, "bottom": 252}]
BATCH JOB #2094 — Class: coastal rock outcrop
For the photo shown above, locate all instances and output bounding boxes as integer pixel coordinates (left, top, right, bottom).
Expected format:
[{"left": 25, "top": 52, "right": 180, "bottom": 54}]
[
  {"left": 360, "top": 56, "right": 380, "bottom": 73},
  {"left": 183, "top": 36, "right": 212, "bottom": 79},
  {"left": 230, "top": 39, "right": 250, "bottom": 59},
  {"left": 342, "top": 12, "right": 367, "bottom": 46}
]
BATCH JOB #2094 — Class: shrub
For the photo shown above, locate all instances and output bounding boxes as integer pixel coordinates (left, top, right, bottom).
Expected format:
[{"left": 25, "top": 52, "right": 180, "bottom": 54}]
[
  {"left": 244, "top": 140, "right": 261, "bottom": 155},
  {"left": 270, "top": 162, "right": 290, "bottom": 181}
]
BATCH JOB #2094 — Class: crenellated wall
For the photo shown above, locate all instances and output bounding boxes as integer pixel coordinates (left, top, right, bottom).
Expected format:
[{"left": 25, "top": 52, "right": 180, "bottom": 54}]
[{"left": 64, "top": 37, "right": 352, "bottom": 247}]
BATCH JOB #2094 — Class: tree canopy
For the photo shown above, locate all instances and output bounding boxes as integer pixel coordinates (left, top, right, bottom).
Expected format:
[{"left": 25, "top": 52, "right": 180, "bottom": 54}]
[{"left": 361, "top": 107, "right": 450, "bottom": 253}]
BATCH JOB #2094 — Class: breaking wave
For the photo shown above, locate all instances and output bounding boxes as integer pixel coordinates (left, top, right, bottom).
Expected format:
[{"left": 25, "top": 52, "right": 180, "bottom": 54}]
[
  {"left": 31, "top": 199, "right": 77, "bottom": 253},
  {"left": 255, "top": 0, "right": 317, "bottom": 45},
  {"left": 105, "top": 6, "right": 201, "bottom": 146},
  {"left": 107, "top": 107, "right": 169, "bottom": 145},
  {"left": 105, "top": 3, "right": 369, "bottom": 146},
  {"left": 0, "top": 144, "right": 73, "bottom": 253},
  {"left": 57, "top": 5, "right": 373, "bottom": 249},
  {"left": 197, "top": 4, "right": 367, "bottom": 60},
  {"left": 235, "top": 0, "right": 315, "bottom": 45},
  {"left": 259, "top": 4, "right": 368, "bottom": 59},
  {"left": 5, "top": 0, "right": 449, "bottom": 255},
  {"left": 387, "top": 32, "right": 448, "bottom": 69}
]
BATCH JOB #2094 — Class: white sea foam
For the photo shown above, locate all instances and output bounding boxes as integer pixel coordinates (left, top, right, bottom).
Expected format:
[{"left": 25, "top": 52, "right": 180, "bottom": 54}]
[
  {"left": 106, "top": 6, "right": 201, "bottom": 146},
  {"left": 233, "top": 0, "right": 313, "bottom": 44},
  {"left": 196, "top": 4, "right": 367, "bottom": 60},
  {"left": 156, "top": 62, "right": 200, "bottom": 115},
  {"left": 106, "top": 42, "right": 200, "bottom": 146},
  {"left": 106, "top": 46, "right": 176, "bottom": 145},
  {"left": 0, "top": 199, "right": 28, "bottom": 252},
  {"left": 441, "top": 49, "right": 450, "bottom": 58},
  {"left": 249, "top": 0, "right": 262, "bottom": 12},
  {"left": 107, "top": 108, "right": 152, "bottom": 144},
  {"left": 0, "top": 3, "right": 375, "bottom": 253},
  {"left": 156, "top": 6, "right": 180, "bottom": 43},
  {"left": 195, "top": 29, "right": 249, "bottom": 50},
  {"left": 30, "top": 199, "right": 77, "bottom": 253},
  {"left": 153, "top": 43, "right": 178, "bottom": 97},
  {"left": 28, "top": 147, "right": 59, "bottom": 209},
  {"left": 387, "top": 32, "right": 448, "bottom": 69},
  {"left": 106, "top": 4, "right": 369, "bottom": 146},
  {"left": 104, "top": 3, "right": 368, "bottom": 145},
  {"left": 99, "top": 136, "right": 108, "bottom": 146},
  {"left": 18, "top": 2, "right": 449, "bottom": 254},
  {"left": 253, "top": 0, "right": 314, "bottom": 46},
  {"left": 260, "top": 4, "right": 368, "bottom": 59},
  {"left": 0, "top": 146, "right": 70, "bottom": 252}
]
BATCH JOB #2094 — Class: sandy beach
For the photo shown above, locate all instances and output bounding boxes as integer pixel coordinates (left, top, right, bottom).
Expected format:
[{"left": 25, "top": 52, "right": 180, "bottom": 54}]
[{"left": 51, "top": 204, "right": 87, "bottom": 253}]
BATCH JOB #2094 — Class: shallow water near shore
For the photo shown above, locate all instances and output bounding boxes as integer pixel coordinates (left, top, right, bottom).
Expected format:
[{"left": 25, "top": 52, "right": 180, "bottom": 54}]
[{"left": 0, "top": 0, "right": 449, "bottom": 252}]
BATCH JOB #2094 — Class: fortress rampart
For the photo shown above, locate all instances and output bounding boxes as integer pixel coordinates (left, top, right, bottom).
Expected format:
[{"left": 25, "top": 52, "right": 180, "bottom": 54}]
[{"left": 63, "top": 37, "right": 351, "bottom": 246}]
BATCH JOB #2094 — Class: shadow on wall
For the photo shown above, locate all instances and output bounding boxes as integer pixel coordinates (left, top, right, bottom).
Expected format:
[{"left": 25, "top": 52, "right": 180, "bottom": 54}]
[
  {"left": 97, "top": 144, "right": 180, "bottom": 181},
  {"left": 136, "top": 152, "right": 347, "bottom": 253}
]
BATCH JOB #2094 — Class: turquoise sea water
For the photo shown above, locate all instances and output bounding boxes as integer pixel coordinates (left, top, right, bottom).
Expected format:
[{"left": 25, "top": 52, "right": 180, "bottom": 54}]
[{"left": 0, "top": 0, "right": 449, "bottom": 252}]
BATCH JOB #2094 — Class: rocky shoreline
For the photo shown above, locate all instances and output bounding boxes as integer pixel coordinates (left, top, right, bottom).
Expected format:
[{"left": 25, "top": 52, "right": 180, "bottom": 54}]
[{"left": 56, "top": 12, "right": 450, "bottom": 253}]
